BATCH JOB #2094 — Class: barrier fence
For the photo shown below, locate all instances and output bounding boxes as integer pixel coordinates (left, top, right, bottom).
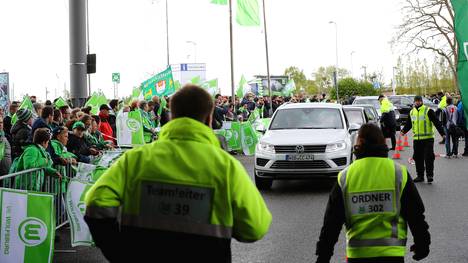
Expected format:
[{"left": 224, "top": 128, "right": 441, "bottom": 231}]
[{"left": 0, "top": 163, "right": 77, "bottom": 230}]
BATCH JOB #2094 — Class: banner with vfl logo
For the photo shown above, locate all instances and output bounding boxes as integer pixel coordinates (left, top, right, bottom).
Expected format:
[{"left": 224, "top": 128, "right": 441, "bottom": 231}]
[
  {"left": 141, "top": 67, "right": 175, "bottom": 100},
  {"left": 0, "top": 188, "right": 55, "bottom": 263},
  {"left": 116, "top": 111, "right": 145, "bottom": 146},
  {"left": 240, "top": 122, "right": 258, "bottom": 156},
  {"left": 66, "top": 179, "right": 94, "bottom": 247}
]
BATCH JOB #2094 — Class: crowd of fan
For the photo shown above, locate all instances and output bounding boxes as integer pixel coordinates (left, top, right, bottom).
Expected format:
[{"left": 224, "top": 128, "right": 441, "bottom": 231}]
[{"left": 0, "top": 95, "right": 173, "bottom": 177}]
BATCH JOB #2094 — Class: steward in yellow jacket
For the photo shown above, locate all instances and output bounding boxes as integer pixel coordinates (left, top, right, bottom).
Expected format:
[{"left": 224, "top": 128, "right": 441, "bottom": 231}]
[{"left": 85, "top": 85, "right": 272, "bottom": 262}]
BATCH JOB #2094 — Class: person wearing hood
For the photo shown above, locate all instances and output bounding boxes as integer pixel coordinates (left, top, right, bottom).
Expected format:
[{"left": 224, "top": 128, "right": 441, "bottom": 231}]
[
  {"left": 12, "top": 128, "right": 60, "bottom": 178},
  {"left": 11, "top": 108, "right": 33, "bottom": 158},
  {"left": 316, "top": 123, "right": 430, "bottom": 263},
  {"left": 401, "top": 96, "right": 445, "bottom": 183}
]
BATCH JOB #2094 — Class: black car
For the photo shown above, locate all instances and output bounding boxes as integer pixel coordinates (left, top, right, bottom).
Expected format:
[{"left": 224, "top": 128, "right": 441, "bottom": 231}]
[{"left": 388, "top": 95, "right": 414, "bottom": 127}]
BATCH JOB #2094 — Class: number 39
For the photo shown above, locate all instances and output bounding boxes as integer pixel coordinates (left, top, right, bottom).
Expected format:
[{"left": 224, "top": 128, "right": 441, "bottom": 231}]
[
  {"left": 368, "top": 204, "right": 383, "bottom": 212},
  {"left": 174, "top": 204, "right": 190, "bottom": 216}
]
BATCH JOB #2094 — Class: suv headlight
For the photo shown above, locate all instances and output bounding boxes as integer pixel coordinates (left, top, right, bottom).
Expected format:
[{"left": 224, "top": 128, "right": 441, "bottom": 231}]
[
  {"left": 257, "top": 142, "right": 275, "bottom": 154},
  {"left": 326, "top": 141, "right": 347, "bottom": 152}
]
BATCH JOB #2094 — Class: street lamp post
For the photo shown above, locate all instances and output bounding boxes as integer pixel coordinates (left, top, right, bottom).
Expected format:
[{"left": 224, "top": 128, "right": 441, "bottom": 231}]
[
  {"left": 329, "top": 21, "right": 339, "bottom": 103},
  {"left": 186, "top": 41, "right": 198, "bottom": 63},
  {"left": 392, "top": 66, "right": 397, "bottom": 95},
  {"left": 350, "top": 51, "right": 356, "bottom": 77}
]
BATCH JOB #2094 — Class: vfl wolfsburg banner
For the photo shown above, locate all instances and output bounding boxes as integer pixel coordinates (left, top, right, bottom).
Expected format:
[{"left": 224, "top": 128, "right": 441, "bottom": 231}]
[
  {"left": 141, "top": 67, "right": 175, "bottom": 100},
  {"left": 0, "top": 188, "right": 55, "bottom": 263},
  {"left": 240, "top": 122, "right": 258, "bottom": 156},
  {"left": 66, "top": 179, "right": 94, "bottom": 247},
  {"left": 116, "top": 111, "right": 145, "bottom": 146},
  {"left": 452, "top": 0, "right": 468, "bottom": 129}
]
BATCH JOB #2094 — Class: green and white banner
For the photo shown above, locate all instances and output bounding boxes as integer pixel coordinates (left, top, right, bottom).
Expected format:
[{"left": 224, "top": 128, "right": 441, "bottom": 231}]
[
  {"left": 141, "top": 67, "right": 176, "bottom": 100},
  {"left": 116, "top": 111, "right": 145, "bottom": 146},
  {"left": 452, "top": 0, "right": 468, "bottom": 129},
  {"left": 85, "top": 92, "right": 108, "bottom": 115},
  {"left": 96, "top": 151, "right": 124, "bottom": 168},
  {"left": 240, "top": 122, "right": 258, "bottom": 156},
  {"left": 66, "top": 179, "right": 94, "bottom": 247},
  {"left": 0, "top": 188, "right": 55, "bottom": 263}
]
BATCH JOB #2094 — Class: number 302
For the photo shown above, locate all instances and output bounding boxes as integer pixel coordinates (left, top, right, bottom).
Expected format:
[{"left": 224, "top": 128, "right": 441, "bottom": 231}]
[
  {"left": 174, "top": 204, "right": 190, "bottom": 216},
  {"left": 368, "top": 204, "right": 383, "bottom": 212}
]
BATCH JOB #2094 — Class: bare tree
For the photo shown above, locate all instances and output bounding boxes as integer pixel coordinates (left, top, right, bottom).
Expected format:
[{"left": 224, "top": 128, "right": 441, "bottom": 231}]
[{"left": 393, "top": 0, "right": 458, "bottom": 89}]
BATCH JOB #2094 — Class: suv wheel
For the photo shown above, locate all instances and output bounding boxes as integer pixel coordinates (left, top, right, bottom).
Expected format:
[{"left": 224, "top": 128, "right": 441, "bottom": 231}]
[{"left": 254, "top": 169, "right": 273, "bottom": 190}]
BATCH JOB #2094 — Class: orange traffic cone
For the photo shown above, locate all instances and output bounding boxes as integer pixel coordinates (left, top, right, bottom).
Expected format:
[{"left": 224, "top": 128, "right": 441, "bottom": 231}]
[
  {"left": 395, "top": 134, "right": 404, "bottom": 151},
  {"left": 403, "top": 134, "right": 410, "bottom": 147},
  {"left": 392, "top": 147, "right": 401, "bottom": 159}
]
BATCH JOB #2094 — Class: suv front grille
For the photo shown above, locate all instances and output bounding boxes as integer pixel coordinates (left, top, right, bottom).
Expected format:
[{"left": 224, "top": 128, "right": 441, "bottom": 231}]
[
  {"left": 271, "top": 160, "right": 330, "bottom": 169},
  {"left": 256, "top": 158, "right": 269, "bottom": 167},
  {"left": 332, "top": 157, "right": 347, "bottom": 166},
  {"left": 274, "top": 145, "right": 326, "bottom": 154}
]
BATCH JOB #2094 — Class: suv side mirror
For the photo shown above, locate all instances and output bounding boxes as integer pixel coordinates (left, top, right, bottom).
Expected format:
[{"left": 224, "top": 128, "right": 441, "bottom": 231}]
[{"left": 348, "top": 123, "right": 360, "bottom": 134}]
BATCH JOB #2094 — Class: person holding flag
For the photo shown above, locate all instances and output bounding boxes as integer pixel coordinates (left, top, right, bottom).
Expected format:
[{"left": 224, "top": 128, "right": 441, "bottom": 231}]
[{"left": 11, "top": 108, "right": 33, "bottom": 158}]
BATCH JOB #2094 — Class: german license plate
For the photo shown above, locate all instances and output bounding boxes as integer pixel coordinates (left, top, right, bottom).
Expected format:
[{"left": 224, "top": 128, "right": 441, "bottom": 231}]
[{"left": 286, "top": 154, "right": 314, "bottom": 161}]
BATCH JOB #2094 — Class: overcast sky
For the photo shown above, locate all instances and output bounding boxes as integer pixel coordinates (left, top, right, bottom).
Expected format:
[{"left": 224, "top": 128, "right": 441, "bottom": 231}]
[{"left": 0, "top": 0, "right": 404, "bottom": 101}]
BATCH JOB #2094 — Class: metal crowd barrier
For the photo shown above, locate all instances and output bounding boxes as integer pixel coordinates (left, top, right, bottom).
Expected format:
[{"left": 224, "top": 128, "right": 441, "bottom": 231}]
[{"left": 0, "top": 163, "right": 77, "bottom": 230}]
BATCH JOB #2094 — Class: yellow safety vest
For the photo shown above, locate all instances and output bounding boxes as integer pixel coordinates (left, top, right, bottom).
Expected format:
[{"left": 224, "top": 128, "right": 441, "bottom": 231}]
[
  {"left": 338, "top": 158, "right": 408, "bottom": 259},
  {"left": 410, "top": 105, "right": 434, "bottom": 140}
]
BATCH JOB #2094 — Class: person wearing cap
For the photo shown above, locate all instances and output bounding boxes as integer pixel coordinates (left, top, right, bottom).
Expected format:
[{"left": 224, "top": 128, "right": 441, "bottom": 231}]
[
  {"left": 67, "top": 121, "right": 99, "bottom": 163},
  {"left": 11, "top": 108, "right": 33, "bottom": 158},
  {"left": 98, "top": 104, "right": 114, "bottom": 143},
  {"left": 316, "top": 124, "right": 430, "bottom": 263},
  {"left": 49, "top": 126, "right": 77, "bottom": 166},
  {"left": 401, "top": 96, "right": 445, "bottom": 183},
  {"left": 378, "top": 95, "right": 397, "bottom": 150},
  {"left": 11, "top": 128, "right": 60, "bottom": 180}
]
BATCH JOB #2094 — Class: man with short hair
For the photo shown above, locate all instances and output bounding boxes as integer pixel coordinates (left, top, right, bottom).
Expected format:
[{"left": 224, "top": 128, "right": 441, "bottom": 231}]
[
  {"left": 3, "top": 103, "right": 19, "bottom": 142},
  {"left": 85, "top": 85, "right": 272, "bottom": 262},
  {"left": 30, "top": 105, "right": 54, "bottom": 141},
  {"left": 442, "top": 97, "right": 459, "bottom": 157},
  {"left": 402, "top": 96, "right": 445, "bottom": 183}
]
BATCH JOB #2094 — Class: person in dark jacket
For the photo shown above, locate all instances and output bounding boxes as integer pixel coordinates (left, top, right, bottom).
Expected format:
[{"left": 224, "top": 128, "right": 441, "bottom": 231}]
[
  {"left": 160, "top": 98, "right": 171, "bottom": 127},
  {"left": 67, "top": 121, "right": 98, "bottom": 163},
  {"left": 316, "top": 123, "right": 430, "bottom": 263},
  {"left": 3, "top": 103, "right": 19, "bottom": 143},
  {"left": 0, "top": 118, "right": 12, "bottom": 175},
  {"left": 379, "top": 95, "right": 397, "bottom": 150},
  {"left": 30, "top": 105, "right": 54, "bottom": 140},
  {"left": 11, "top": 108, "right": 33, "bottom": 158}
]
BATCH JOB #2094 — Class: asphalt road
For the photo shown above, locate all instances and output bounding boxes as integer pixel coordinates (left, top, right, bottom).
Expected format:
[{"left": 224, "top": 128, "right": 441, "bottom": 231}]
[{"left": 55, "top": 135, "right": 468, "bottom": 263}]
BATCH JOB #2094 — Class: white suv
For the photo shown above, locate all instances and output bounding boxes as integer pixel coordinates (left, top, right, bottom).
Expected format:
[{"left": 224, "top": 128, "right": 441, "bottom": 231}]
[{"left": 254, "top": 103, "right": 359, "bottom": 190}]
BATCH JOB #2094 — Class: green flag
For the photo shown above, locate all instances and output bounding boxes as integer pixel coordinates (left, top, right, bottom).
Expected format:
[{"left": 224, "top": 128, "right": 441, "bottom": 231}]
[
  {"left": 11, "top": 95, "right": 35, "bottom": 125},
  {"left": 131, "top": 87, "right": 142, "bottom": 99},
  {"left": 240, "top": 121, "right": 258, "bottom": 155},
  {"left": 174, "top": 80, "right": 182, "bottom": 91},
  {"left": 85, "top": 92, "right": 108, "bottom": 115},
  {"left": 157, "top": 96, "right": 167, "bottom": 117},
  {"left": 201, "top": 79, "right": 219, "bottom": 97},
  {"left": 452, "top": 0, "right": 468, "bottom": 129},
  {"left": 191, "top": 76, "right": 202, "bottom": 85},
  {"left": 141, "top": 67, "right": 175, "bottom": 100},
  {"left": 283, "top": 79, "right": 296, "bottom": 96},
  {"left": 211, "top": 0, "right": 227, "bottom": 4},
  {"left": 0, "top": 188, "right": 55, "bottom": 263},
  {"left": 54, "top": 97, "right": 68, "bottom": 109},
  {"left": 226, "top": 122, "right": 242, "bottom": 151},
  {"left": 236, "top": 75, "right": 249, "bottom": 98},
  {"left": 236, "top": 0, "right": 260, "bottom": 26}
]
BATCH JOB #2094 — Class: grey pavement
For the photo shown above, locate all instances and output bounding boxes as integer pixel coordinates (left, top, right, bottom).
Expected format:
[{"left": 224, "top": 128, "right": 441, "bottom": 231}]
[{"left": 55, "top": 135, "right": 468, "bottom": 263}]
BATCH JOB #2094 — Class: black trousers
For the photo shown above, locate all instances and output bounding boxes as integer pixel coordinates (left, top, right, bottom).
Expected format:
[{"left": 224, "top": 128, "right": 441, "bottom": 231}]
[{"left": 413, "top": 139, "right": 435, "bottom": 179}]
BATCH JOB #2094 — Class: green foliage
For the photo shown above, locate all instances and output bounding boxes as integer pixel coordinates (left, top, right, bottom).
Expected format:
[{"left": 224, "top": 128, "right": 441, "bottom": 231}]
[{"left": 329, "top": 78, "right": 378, "bottom": 100}]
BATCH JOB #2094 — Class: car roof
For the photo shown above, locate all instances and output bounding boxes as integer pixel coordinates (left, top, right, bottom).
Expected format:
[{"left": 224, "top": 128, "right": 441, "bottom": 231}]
[
  {"left": 343, "top": 105, "right": 365, "bottom": 110},
  {"left": 351, "top": 104, "right": 375, "bottom": 108},
  {"left": 354, "top": 96, "right": 379, "bottom": 100},
  {"left": 278, "top": 102, "right": 343, "bottom": 110}
]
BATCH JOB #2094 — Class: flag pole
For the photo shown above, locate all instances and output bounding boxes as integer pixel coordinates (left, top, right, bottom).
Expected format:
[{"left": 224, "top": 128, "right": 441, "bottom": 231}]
[
  {"left": 166, "top": 0, "right": 170, "bottom": 66},
  {"left": 229, "top": 0, "right": 236, "bottom": 110},
  {"left": 262, "top": 0, "right": 272, "bottom": 113}
]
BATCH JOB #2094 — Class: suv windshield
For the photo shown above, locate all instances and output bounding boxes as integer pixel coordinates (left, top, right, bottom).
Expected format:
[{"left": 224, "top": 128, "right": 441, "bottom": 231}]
[
  {"left": 344, "top": 109, "right": 365, "bottom": 125},
  {"left": 270, "top": 108, "right": 344, "bottom": 130},
  {"left": 354, "top": 99, "right": 380, "bottom": 109}
]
